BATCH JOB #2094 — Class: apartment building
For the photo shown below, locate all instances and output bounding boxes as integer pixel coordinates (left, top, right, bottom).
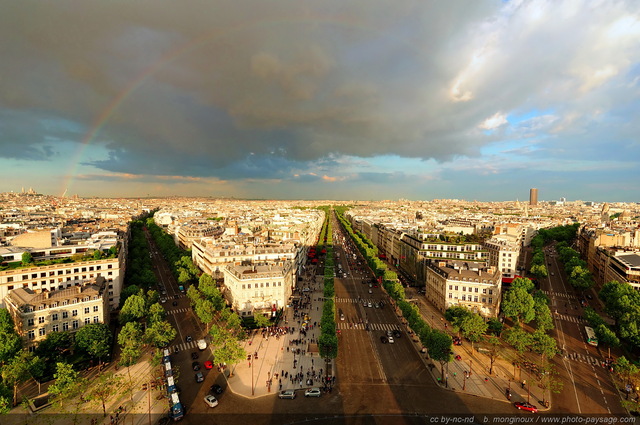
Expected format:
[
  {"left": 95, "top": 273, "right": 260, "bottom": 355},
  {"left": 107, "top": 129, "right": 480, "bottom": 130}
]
[
  {"left": 0, "top": 246, "right": 126, "bottom": 309},
  {"left": 177, "top": 222, "right": 225, "bottom": 250},
  {"left": 221, "top": 262, "right": 295, "bottom": 316},
  {"left": 425, "top": 260, "right": 502, "bottom": 318},
  {"left": 4, "top": 276, "right": 109, "bottom": 350},
  {"left": 484, "top": 236, "right": 521, "bottom": 276}
]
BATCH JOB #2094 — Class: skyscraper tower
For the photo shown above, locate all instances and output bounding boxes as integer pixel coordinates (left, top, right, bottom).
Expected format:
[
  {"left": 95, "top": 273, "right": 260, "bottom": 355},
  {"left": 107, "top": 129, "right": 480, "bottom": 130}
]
[{"left": 529, "top": 188, "right": 538, "bottom": 206}]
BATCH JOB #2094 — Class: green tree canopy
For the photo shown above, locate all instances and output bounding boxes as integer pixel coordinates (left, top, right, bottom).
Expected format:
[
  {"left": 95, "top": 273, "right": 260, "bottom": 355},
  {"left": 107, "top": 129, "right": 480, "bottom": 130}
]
[
  {"left": 21, "top": 251, "right": 33, "bottom": 266},
  {"left": 502, "top": 286, "right": 535, "bottom": 325},
  {"left": 119, "top": 293, "right": 147, "bottom": 325},
  {"left": 144, "top": 320, "right": 177, "bottom": 348},
  {"left": 74, "top": 323, "right": 112, "bottom": 362},
  {"left": 511, "top": 277, "right": 535, "bottom": 293}
]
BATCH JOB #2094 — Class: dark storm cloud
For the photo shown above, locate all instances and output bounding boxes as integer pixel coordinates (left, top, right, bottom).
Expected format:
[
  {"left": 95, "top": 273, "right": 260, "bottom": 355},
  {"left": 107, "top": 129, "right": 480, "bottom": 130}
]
[{"left": 0, "top": 0, "right": 638, "bottom": 185}]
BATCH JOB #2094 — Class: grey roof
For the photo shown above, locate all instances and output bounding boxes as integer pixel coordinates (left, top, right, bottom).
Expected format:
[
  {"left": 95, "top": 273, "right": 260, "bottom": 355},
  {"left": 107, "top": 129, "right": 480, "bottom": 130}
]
[{"left": 617, "top": 253, "right": 640, "bottom": 269}]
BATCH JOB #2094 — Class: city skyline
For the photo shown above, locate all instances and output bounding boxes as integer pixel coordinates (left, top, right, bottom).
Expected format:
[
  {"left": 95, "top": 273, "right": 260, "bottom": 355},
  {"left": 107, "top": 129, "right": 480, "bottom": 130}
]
[{"left": 1, "top": 1, "right": 639, "bottom": 202}]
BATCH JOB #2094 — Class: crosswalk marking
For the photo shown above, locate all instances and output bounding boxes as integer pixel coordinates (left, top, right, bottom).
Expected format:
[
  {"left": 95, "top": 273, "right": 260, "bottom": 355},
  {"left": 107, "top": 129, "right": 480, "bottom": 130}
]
[
  {"left": 542, "top": 290, "right": 578, "bottom": 300},
  {"left": 168, "top": 307, "right": 190, "bottom": 315},
  {"left": 335, "top": 297, "right": 381, "bottom": 305},
  {"left": 168, "top": 340, "right": 197, "bottom": 353},
  {"left": 336, "top": 322, "right": 400, "bottom": 331},
  {"left": 555, "top": 313, "right": 586, "bottom": 324},
  {"left": 566, "top": 352, "right": 599, "bottom": 365}
]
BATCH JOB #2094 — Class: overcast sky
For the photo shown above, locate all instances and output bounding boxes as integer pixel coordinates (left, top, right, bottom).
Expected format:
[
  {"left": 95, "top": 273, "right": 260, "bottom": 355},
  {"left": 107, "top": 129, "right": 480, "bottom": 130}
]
[{"left": 1, "top": 0, "right": 639, "bottom": 201}]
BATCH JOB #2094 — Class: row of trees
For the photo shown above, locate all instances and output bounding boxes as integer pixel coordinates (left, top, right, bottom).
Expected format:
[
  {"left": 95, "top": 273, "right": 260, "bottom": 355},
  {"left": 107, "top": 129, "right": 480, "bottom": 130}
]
[
  {"left": 145, "top": 218, "right": 199, "bottom": 286},
  {"left": 556, "top": 243, "right": 595, "bottom": 291},
  {"left": 0, "top": 307, "right": 113, "bottom": 412},
  {"left": 599, "top": 280, "right": 640, "bottom": 348},
  {"left": 124, "top": 220, "right": 157, "bottom": 294},
  {"left": 187, "top": 273, "right": 246, "bottom": 372},
  {"left": 318, "top": 207, "right": 338, "bottom": 366}
]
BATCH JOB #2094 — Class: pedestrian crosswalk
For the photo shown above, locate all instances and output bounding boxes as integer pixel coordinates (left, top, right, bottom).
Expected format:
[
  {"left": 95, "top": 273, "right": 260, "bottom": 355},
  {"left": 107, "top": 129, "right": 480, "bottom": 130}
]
[
  {"left": 566, "top": 352, "right": 600, "bottom": 365},
  {"left": 541, "top": 290, "right": 578, "bottom": 300},
  {"left": 336, "top": 322, "right": 400, "bottom": 331},
  {"left": 168, "top": 340, "right": 198, "bottom": 354},
  {"left": 168, "top": 307, "right": 190, "bottom": 315},
  {"left": 335, "top": 297, "right": 380, "bottom": 304},
  {"left": 554, "top": 313, "right": 586, "bottom": 324}
]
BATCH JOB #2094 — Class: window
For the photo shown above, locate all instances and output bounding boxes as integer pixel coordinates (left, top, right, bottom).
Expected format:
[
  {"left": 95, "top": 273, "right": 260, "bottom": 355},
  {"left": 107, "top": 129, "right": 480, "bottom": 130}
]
[
  {"left": 63, "top": 322, "right": 69, "bottom": 331},
  {"left": 489, "top": 290, "right": 493, "bottom": 295},
  {"left": 266, "top": 282, "right": 269, "bottom": 287},
  {"left": 84, "top": 318, "right": 91, "bottom": 325},
  {"left": 62, "top": 300, "right": 68, "bottom": 306},
  {"left": 461, "top": 295, "right": 466, "bottom": 301},
  {"left": 449, "top": 285, "right": 452, "bottom": 290},
  {"left": 52, "top": 313, "right": 58, "bottom": 321},
  {"left": 483, "top": 289, "right": 487, "bottom": 294},
  {"left": 62, "top": 311, "right": 68, "bottom": 319},
  {"left": 475, "top": 287, "right": 479, "bottom": 293},
  {"left": 462, "top": 286, "right": 466, "bottom": 292},
  {"left": 247, "top": 284, "right": 251, "bottom": 289},
  {"left": 93, "top": 306, "right": 99, "bottom": 312},
  {"left": 474, "top": 296, "right": 478, "bottom": 302},
  {"left": 39, "top": 328, "right": 46, "bottom": 336},
  {"left": 72, "top": 320, "right": 79, "bottom": 330},
  {"left": 93, "top": 316, "right": 99, "bottom": 323},
  {"left": 448, "top": 293, "right": 453, "bottom": 299},
  {"left": 482, "top": 298, "right": 486, "bottom": 303},
  {"left": 52, "top": 324, "right": 59, "bottom": 332},
  {"left": 84, "top": 307, "right": 90, "bottom": 314},
  {"left": 454, "top": 286, "right": 458, "bottom": 291},
  {"left": 72, "top": 309, "right": 78, "bottom": 316},
  {"left": 28, "top": 330, "right": 35, "bottom": 340},
  {"left": 38, "top": 316, "right": 45, "bottom": 324},
  {"left": 489, "top": 298, "right": 493, "bottom": 304},
  {"left": 27, "top": 318, "right": 34, "bottom": 327}
]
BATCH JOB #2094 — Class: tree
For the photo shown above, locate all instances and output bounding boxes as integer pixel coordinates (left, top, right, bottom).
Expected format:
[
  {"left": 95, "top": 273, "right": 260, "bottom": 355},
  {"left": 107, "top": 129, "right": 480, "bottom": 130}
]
[
  {"left": 21, "top": 252, "right": 33, "bottom": 266},
  {"left": 147, "top": 302, "right": 167, "bottom": 325},
  {"left": 503, "top": 327, "right": 532, "bottom": 353},
  {"left": 74, "top": 323, "right": 112, "bottom": 364},
  {"left": 614, "top": 356, "right": 638, "bottom": 387},
  {"left": 118, "top": 322, "right": 143, "bottom": 401},
  {"left": 484, "top": 335, "right": 502, "bottom": 375},
  {"left": 501, "top": 286, "right": 535, "bottom": 325},
  {"left": 487, "top": 318, "right": 503, "bottom": 337},
  {"left": 36, "top": 331, "right": 74, "bottom": 375},
  {"left": 512, "top": 278, "right": 535, "bottom": 293},
  {"left": 93, "top": 250, "right": 102, "bottom": 260},
  {"left": 530, "top": 264, "right": 548, "bottom": 278},
  {"left": 596, "top": 323, "right": 620, "bottom": 348},
  {"left": 144, "top": 320, "right": 177, "bottom": 348},
  {"left": 1, "top": 351, "right": 44, "bottom": 406},
  {"left": 426, "top": 330, "right": 452, "bottom": 381},
  {"left": 86, "top": 372, "right": 123, "bottom": 417},
  {"left": 194, "top": 299, "right": 216, "bottom": 332},
  {"left": 48, "top": 362, "right": 87, "bottom": 424},
  {"left": 119, "top": 293, "right": 147, "bottom": 325},
  {"left": 253, "top": 313, "right": 271, "bottom": 329},
  {"left": 0, "top": 309, "right": 22, "bottom": 365},
  {"left": 530, "top": 330, "right": 558, "bottom": 363},
  {"left": 458, "top": 314, "right": 488, "bottom": 352},
  {"left": 533, "top": 297, "right": 554, "bottom": 333}
]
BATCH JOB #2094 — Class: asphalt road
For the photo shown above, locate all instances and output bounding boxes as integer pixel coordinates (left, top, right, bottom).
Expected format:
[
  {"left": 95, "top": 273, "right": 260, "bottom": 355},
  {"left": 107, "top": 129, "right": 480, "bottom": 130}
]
[{"left": 540, "top": 244, "right": 625, "bottom": 414}]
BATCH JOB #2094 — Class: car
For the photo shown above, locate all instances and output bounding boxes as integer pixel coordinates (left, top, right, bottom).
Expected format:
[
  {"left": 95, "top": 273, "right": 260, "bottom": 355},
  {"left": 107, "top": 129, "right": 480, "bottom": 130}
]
[
  {"left": 172, "top": 301, "right": 178, "bottom": 306},
  {"left": 195, "top": 372, "right": 204, "bottom": 383},
  {"left": 392, "top": 329, "right": 401, "bottom": 338},
  {"left": 368, "top": 289, "right": 373, "bottom": 294},
  {"left": 192, "top": 361, "right": 200, "bottom": 371},
  {"left": 279, "top": 390, "right": 296, "bottom": 399},
  {"left": 160, "top": 298, "right": 167, "bottom": 304},
  {"left": 210, "top": 384, "right": 223, "bottom": 394},
  {"left": 186, "top": 336, "right": 193, "bottom": 342},
  {"left": 368, "top": 302, "right": 372, "bottom": 308},
  {"left": 369, "top": 283, "right": 373, "bottom": 288},
  {"left": 204, "top": 360, "right": 214, "bottom": 369},
  {"left": 514, "top": 402, "right": 538, "bottom": 413},
  {"left": 304, "top": 387, "right": 322, "bottom": 397},
  {"left": 191, "top": 352, "right": 199, "bottom": 360},
  {"left": 204, "top": 394, "right": 218, "bottom": 408},
  {"left": 386, "top": 330, "right": 393, "bottom": 337},
  {"left": 380, "top": 335, "right": 388, "bottom": 344},
  {"left": 388, "top": 336, "right": 395, "bottom": 344}
]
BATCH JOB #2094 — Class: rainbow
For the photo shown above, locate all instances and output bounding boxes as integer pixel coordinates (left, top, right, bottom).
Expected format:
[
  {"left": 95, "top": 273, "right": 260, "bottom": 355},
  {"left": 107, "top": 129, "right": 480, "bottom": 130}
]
[{"left": 61, "top": 14, "right": 411, "bottom": 196}]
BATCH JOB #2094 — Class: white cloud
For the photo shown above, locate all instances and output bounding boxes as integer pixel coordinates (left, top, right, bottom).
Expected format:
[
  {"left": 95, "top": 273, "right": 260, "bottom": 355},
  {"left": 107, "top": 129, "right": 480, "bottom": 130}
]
[{"left": 479, "top": 112, "right": 507, "bottom": 130}]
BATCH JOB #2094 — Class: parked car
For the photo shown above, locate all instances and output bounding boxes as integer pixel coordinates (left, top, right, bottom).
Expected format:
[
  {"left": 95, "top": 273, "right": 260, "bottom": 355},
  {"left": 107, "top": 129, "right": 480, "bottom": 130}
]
[
  {"left": 195, "top": 372, "right": 204, "bottom": 383},
  {"left": 514, "top": 402, "right": 538, "bottom": 413},
  {"left": 186, "top": 336, "right": 193, "bottom": 342},
  {"left": 392, "top": 329, "right": 401, "bottom": 338},
  {"left": 304, "top": 387, "right": 322, "bottom": 397},
  {"left": 279, "top": 390, "right": 296, "bottom": 399},
  {"left": 367, "top": 302, "right": 372, "bottom": 308},
  {"left": 380, "top": 335, "right": 388, "bottom": 344},
  {"left": 204, "top": 361, "right": 214, "bottom": 369},
  {"left": 204, "top": 394, "right": 218, "bottom": 408},
  {"left": 192, "top": 361, "right": 200, "bottom": 371},
  {"left": 388, "top": 336, "right": 395, "bottom": 344},
  {"left": 210, "top": 384, "right": 223, "bottom": 394}
]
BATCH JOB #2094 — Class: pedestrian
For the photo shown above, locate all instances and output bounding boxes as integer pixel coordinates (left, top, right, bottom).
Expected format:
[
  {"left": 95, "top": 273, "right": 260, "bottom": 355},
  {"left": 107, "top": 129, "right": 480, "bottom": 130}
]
[{"left": 521, "top": 379, "right": 526, "bottom": 388}]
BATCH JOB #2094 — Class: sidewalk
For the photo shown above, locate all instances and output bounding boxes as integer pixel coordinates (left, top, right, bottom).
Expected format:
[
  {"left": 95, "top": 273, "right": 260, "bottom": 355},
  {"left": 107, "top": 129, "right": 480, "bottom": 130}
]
[
  {"left": 224, "top": 265, "right": 333, "bottom": 398},
  {"left": 400, "top": 286, "right": 549, "bottom": 411}
]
